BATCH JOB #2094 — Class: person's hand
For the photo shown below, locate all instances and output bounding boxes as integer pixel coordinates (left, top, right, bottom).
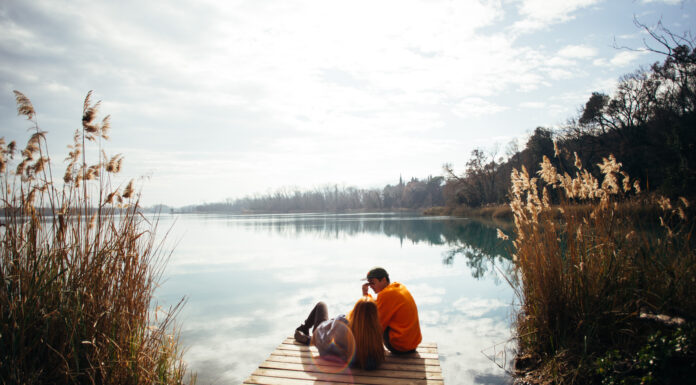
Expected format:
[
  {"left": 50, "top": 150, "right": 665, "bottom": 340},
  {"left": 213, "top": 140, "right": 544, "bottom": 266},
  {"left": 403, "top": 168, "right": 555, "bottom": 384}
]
[{"left": 362, "top": 282, "right": 370, "bottom": 296}]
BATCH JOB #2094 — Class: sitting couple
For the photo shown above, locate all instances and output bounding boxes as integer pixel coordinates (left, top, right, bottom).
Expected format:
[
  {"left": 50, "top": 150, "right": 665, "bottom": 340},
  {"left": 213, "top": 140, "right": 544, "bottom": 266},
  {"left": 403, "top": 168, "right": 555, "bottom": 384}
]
[{"left": 294, "top": 267, "right": 421, "bottom": 370}]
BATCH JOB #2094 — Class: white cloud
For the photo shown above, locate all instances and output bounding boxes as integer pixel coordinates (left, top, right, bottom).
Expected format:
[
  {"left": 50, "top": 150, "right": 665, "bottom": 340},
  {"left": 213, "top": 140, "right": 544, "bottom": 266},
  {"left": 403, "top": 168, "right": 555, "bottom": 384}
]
[
  {"left": 593, "top": 50, "right": 646, "bottom": 68},
  {"left": 453, "top": 297, "right": 508, "bottom": 317},
  {"left": 641, "top": 0, "right": 682, "bottom": 4},
  {"left": 512, "top": 0, "right": 603, "bottom": 33},
  {"left": 558, "top": 44, "right": 598, "bottom": 59},
  {"left": 545, "top": 56, "right": 576, "bottom": 67},
  {"left": 590, "top": 77, "right": 621, "bottom": 95},
  {"left": 609, "top": 50, "right": 646, "bottom": 67},
  {"left": 519, "top": 101, "right": 546, "bottom": 109},
  {"left": 547, "top": 68, "right": 576, "bottom": 80},
  {"left": 453, "top": 97, "right": 508, "bottom": 118}
]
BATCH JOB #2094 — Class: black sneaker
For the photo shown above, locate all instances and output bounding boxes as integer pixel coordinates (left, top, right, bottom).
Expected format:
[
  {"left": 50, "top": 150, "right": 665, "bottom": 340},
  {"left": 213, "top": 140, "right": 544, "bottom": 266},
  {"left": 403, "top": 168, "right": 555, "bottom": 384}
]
[{"left": 294, "top": 329, "right": 310, "bottom": 345}]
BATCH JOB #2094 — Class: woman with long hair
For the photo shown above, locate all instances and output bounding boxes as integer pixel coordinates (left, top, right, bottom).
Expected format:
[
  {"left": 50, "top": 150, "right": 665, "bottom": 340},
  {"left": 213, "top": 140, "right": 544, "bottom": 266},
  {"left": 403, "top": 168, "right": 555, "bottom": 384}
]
[{"left": 294, "top": 296, "right": 385, "bottom": 370}]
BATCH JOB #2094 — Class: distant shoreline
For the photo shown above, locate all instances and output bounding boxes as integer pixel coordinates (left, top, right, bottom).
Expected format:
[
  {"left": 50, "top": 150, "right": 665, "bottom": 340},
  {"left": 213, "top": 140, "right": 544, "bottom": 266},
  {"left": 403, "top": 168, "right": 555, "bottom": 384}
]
[
  {"left": 147, "top": 205, "right": 516, "bottom": 220},
  {"left": 423, "top": 205, "right": 513, "bottom": 220},
  {"left": 160, "top": 207, "right": 427, "bottom": 215}
]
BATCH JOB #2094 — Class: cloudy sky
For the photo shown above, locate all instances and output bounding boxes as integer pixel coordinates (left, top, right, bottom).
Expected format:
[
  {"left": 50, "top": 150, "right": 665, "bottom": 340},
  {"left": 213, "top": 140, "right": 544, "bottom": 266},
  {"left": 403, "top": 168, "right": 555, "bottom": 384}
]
[{"left": 1, "top": 0, "right": 694, "bottom": 207}]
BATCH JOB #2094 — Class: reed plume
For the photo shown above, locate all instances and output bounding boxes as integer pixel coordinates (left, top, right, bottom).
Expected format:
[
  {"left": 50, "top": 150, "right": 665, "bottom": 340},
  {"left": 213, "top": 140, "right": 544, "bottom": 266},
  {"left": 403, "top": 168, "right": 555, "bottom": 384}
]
[
  {"left": 508, "top": 147, "right": 695, "bottom": 383},
  {"left": 0, "top": 91, "right": 192, "bottom": 384}
]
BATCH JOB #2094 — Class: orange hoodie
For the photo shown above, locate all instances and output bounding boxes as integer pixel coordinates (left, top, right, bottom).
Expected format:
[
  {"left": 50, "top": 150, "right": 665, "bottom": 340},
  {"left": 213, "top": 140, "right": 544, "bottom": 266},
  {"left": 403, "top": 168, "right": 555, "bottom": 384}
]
[{"left": 369, "top": 282, "right": 422, "bottom": 351}]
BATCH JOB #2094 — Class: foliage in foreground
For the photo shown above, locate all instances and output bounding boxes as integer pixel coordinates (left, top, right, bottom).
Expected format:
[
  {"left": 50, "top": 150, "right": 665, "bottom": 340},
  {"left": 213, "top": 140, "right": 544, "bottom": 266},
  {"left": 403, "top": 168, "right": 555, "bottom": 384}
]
[
  {"left": 503, "top": 151, "right": 696, "bottom": 384},
  {"left": 0, "top": 92, "right": 191, "bottom": 384}
]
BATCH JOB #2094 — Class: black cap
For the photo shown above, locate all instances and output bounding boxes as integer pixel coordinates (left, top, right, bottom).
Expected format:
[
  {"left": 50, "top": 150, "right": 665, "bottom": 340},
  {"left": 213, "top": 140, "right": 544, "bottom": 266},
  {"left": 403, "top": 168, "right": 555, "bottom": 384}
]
[{"left": 366, "top": 267, "right": 389, "bottom": 281}]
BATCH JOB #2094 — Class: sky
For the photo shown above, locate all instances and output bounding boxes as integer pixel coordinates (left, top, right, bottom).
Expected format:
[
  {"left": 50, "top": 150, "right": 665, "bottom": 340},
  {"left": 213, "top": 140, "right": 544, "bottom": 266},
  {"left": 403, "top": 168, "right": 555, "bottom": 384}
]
[{"left": 1, "top": 0, "right": 694, "bottom": 207}]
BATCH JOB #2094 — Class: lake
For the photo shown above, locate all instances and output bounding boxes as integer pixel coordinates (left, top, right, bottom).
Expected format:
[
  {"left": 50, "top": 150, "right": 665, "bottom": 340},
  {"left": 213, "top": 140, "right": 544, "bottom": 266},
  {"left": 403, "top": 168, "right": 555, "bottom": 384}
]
[{"left": 154, "top": 212, "right": 516, "bottom": 384}]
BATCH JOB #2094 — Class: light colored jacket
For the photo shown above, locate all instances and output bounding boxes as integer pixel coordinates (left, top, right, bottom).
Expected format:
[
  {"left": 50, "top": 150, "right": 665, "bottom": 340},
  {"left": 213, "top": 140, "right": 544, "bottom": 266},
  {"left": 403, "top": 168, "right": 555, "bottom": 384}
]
[{"left": 312, "top": 315, "right": 353, "bottom": 363}]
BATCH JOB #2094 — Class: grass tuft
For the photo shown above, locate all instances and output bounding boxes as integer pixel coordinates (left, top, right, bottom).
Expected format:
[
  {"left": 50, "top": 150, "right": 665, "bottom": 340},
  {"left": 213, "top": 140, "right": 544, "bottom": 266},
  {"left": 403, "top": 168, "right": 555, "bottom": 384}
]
[
  {"left": 509, "top": 153, "right": 696, "bottom": 383},
  {"left": 0, "top": 91, "right": 193, "bottom": 384}
]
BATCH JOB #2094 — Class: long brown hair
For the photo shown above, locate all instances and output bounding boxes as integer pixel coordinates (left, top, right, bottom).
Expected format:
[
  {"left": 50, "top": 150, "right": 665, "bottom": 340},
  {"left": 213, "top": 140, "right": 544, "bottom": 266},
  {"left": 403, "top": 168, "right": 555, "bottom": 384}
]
[{"left": 349, "top": 296, "right": 385, "bottom": 369}]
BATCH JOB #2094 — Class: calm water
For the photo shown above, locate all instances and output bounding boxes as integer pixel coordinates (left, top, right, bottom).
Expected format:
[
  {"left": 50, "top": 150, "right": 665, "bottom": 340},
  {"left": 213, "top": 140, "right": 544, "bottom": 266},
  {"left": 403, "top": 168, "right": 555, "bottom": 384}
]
[{"left": 154, "top": 212, "right": 516, "bottom": 385}]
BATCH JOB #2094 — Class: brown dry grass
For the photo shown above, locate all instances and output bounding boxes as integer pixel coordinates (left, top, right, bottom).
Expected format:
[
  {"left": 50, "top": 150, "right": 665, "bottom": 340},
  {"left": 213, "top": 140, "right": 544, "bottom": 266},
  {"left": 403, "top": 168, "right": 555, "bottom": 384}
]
[
  {"left": 0, "top": 91, "right": 193, "bottom": 384},
  {"left": 503, "top": 152, "right": 696, "bottom": 383}
]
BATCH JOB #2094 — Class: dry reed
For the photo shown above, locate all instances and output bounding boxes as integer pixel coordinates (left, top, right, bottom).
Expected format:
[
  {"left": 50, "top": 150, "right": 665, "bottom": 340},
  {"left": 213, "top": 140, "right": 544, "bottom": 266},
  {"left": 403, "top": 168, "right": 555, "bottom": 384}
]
[
  {"left": 0, "top": 91, "right": 192, "bottom": 384},
  {"left": 503, "top": 150, "right": 696, "bottom": 383}
]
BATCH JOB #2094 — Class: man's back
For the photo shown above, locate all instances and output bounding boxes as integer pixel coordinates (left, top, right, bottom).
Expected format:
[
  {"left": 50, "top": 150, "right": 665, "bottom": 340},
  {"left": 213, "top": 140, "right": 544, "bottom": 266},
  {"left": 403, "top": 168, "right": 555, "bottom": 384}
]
[{"left": 374, "top": 282, "right": 422, "bottom": 352}]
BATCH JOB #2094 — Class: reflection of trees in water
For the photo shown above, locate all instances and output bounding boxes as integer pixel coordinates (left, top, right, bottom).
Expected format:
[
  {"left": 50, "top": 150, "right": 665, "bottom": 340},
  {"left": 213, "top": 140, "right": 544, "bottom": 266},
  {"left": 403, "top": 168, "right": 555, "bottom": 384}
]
[
  {"left": 439, "top": 220, "right": 513, "bottom": 279},
  {"left": 224, "top": 214, "right": 512, "bottom": 279},
  {"left": 443, "top": 247, "right": 507, "bottom": 280}
]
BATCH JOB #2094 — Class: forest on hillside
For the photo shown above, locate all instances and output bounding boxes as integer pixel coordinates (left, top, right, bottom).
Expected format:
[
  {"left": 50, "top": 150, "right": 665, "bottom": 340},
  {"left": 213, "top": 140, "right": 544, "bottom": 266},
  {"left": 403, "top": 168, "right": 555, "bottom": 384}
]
[{"left": 180, "top": 24, "right": 695, "bottom": 215}]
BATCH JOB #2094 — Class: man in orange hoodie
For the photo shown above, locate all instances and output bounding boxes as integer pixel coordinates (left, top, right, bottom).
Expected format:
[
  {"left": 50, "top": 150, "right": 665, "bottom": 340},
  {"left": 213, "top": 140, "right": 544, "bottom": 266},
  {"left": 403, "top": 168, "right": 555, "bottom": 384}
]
[{"left": 362, "top": 267, "right": 422, "bottom": 354}]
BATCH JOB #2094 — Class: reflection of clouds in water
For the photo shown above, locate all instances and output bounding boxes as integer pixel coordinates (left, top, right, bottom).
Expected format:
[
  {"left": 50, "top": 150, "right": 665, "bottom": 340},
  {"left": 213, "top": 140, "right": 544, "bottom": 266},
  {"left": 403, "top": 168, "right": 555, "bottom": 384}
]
[
  {"left": 183, "top": 315, "right": 254, "bottom": 333},
  {"left": 184, "top": 334, "right": 279, "bottom": 385},
  {"left": 272, "top": 266, "right": 325, "bottom": 284},
  {"left": 166, "top": 217, "right": 475, "bottom": 284},
  {"left": 178, "top": 282, "right": 514, "bottom": 384},
  {"left": 419, "top": 309, "right": 450, "bottom": 326},
  {"left": 424, "top": 315, "right": 513, "bottom": 385},
  {"left": 453, "top": 297, "right": 508, "bottom": 318},
  {"left": 418, "top": 291, "right": 513, "bottom": 384},
  {"left": 178, "top": 296, "right": 513, "bottom": 384},
  {"left": 180, "top": 301, "right": 310, "bottom": 384},
  {"left": 178, "top": 282, "right": 370, "bottom": 384},
  {"left": 407, "top": 283, "right": 446, "bottom": 305},
  {"left": 276, "top": 284, "right": 359, "bottom": 319},
  {"left": 157, "top": 214, "right": 514, "bottom": 384}
]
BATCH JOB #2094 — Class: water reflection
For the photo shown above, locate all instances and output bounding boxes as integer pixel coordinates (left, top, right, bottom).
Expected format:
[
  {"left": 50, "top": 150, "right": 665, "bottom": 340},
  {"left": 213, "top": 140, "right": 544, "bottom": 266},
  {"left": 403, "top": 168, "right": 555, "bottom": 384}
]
[
  {"left": 210, "top": 212, "right": 514, "bottom": 280},
  {"left": 439, "top": 220, "right": 513, "bottom": 280},
  {"left": 157, "top": 213, "right": 515, "bottom": 385}
]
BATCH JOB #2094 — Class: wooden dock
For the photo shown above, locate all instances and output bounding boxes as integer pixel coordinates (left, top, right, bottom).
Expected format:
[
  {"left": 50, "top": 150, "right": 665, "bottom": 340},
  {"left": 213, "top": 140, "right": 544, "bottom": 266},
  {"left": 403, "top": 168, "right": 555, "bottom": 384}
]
[{"left": 243, "top": 337, "right": 443, "bottom": 385}]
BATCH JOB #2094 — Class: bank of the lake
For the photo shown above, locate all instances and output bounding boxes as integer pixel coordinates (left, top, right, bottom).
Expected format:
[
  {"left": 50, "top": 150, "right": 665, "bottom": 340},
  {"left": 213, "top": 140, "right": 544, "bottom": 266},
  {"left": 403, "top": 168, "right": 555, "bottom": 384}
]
[{"left": 423, "top": 205, "right": 513, "bottom": 221}]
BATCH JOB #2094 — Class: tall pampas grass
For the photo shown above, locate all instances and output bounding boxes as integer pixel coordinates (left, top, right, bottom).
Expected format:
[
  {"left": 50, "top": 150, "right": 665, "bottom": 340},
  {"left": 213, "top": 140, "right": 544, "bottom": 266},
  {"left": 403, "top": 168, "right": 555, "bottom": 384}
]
[
  {"left": 0, "top": 91, "right": 192, "bottom": 384},
  {"left": 503, "top": 147, "right": 695, "bottom": 383}
]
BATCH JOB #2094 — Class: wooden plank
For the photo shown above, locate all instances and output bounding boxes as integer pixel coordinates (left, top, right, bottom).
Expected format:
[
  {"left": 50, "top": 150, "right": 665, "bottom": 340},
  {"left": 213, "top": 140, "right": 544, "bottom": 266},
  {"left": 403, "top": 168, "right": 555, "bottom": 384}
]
[
  {"left": 244, "top": 374, "right": 442, "bottom": 385},
  {"left": 282, "top": 337, "right": 438, "bottom": 349},
  {"left": 269, "top": 349, "right": 442, "bottom": 366},
  {"left": 265, "top": 354, "right": 443, "bottom": 373},
  {"left": 245, "top": 338, "right": 443, "bottom": 385},
  {"left": 275, "top": 343, "right": 440, "bottom": 359},
  {"left": 245, "top": 375, "right": 444, "bottom": 385},
  {"left": 282, "top": 338, "right": 439, "bottom": 354},
  {"left": 244, "top": 374, "right": 348, "bottom": 385},
  {"left": 258, "top": 361, "right": 444, "bottom": 380},
  {"left": 252, "top": 368, "right": 444, "bottom": 385}
]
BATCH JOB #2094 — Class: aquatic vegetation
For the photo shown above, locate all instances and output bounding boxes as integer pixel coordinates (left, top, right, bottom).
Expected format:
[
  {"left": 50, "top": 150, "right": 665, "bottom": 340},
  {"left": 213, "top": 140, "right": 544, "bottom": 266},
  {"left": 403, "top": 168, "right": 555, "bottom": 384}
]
[
  {"left": 503, "top": 148, "right": 696, "bottom": 383},
  {"left": 0, "top": 91, "right": 192, "bottom": 384}
]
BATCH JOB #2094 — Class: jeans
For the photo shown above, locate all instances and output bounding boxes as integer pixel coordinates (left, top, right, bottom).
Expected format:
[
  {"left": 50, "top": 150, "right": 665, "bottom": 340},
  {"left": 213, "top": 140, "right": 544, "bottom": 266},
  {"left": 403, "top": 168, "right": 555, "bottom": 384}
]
[
  {"left": 383, "top": 327, "right": 417, "bottom": 354},
  {"left": 299, "top": 302, "right": 329, "bottom": 333}
]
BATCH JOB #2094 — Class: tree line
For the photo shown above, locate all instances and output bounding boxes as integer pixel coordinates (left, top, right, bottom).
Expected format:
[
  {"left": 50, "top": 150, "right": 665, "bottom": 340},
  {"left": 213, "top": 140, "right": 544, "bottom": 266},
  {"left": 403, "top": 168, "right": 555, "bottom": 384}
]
[{"left": 179, "top": 175, "right": 445, "bottom": 213}]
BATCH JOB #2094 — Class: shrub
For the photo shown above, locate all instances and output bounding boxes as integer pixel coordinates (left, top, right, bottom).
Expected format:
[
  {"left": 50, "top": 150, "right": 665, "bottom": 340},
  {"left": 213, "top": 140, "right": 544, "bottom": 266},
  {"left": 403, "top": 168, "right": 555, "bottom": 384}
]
[
  {"left": 0, "top": 91, "right": 191, "bottom": 384},
  {"left": 595, "top": 326, "right": 695, "bottom": 385}
]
